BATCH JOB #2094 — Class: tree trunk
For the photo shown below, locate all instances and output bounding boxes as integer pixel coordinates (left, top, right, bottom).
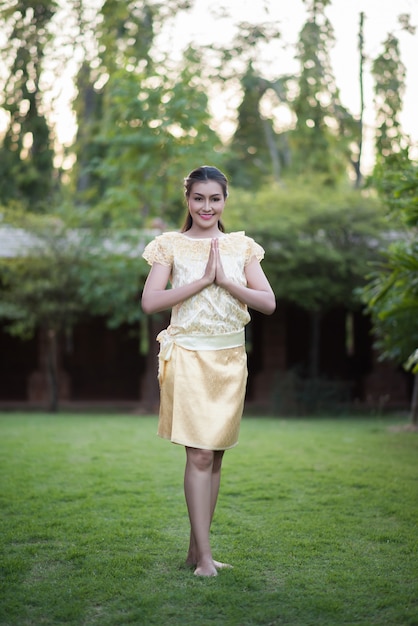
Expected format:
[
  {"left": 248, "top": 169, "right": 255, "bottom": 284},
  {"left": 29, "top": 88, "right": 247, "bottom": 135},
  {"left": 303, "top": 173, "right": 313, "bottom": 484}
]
[
  {"left": 309, "top": 310, "right": 321, "bottom": 379},
  {"left": 140, "top": 315, "right": 168, "bottom": 412},
  {"left": 354, "top": 11, "right": 365, "bottom": 189},
  {"left": 411, "top": 373, "right": 418, "bottom": 425},
  {"left": 262, "top": 117, "right": 281, "bottom": 182},
  {"left": 46, "top": 328, "right": 59, "bottom": 412}
]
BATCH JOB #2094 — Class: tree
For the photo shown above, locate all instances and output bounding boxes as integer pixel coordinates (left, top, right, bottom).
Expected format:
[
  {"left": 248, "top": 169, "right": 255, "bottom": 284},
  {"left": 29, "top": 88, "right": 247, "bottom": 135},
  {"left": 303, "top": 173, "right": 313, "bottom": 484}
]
[
  {"left": 0, "top": 206, "right": 148, "bottom": 411},
  {"left": 0, "top": 210, "right": 89, "bottom": 410},
  {"left": 203, "top": 17, "right": 286, "bottom": 189},
  {"left": 371, "top": 33, "right": 407, "bottom": 159},
  {"left": 71, "top": 0, "right": 162, "bottom": 201},
  {"left": 362, "top": 14, "right": 417, "bottom": 422},
  {"left": 290, "top": 0, "right": 358, "bottom": 184},
  {"left": 0, "top": 1, "right": 56, "bottom": 209},
  {"left": 361, "top": 155, "right": 418, "bottom": 424},
  {"left": 69, "top": 1, "right": 220, "bottom": 228},
  {"left": 226, "top": 180, "right": 386, "bottom": 379},
  {"left": 369, "top": 14, "right": 415, "bottom": 166},
  {"left": 226, "top": 66, "right": 289, "bottom": 188},
  {"left": 83, "top": 47, "right": 223, "bottom": 228},
  {"left": 354, "top": 11, "right": 365, "bottom": 188}
]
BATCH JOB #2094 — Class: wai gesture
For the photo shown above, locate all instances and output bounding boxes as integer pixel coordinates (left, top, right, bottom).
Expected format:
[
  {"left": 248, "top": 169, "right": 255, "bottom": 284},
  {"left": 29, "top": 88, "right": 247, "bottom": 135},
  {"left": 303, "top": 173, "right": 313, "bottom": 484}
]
[{"left": 203, "top": 238, "right": 227, "bottom": 288}]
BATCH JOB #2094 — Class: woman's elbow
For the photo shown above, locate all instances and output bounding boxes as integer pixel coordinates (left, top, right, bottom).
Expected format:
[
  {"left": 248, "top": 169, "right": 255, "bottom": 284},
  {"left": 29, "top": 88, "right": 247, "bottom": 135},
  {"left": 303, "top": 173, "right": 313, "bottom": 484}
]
[
  {"left": 264, "top": 294, "right": 276, "bottom": 315},
  {"left": 141, "top": 294, "right": 154, "bottom": 315}
]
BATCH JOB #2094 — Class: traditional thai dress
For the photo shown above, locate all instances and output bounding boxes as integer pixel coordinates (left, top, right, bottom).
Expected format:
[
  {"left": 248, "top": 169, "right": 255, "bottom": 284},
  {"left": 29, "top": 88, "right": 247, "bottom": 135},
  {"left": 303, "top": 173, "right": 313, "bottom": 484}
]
[{"left": 142, "top": 231, "right": 264, "bottom": 450}]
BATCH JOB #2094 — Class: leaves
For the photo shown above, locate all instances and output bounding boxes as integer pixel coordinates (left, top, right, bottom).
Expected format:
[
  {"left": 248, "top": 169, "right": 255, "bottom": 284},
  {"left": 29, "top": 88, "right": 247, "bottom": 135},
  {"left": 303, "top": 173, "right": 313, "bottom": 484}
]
[
  {"left": 0, "top": 1, "right": 56, "bottom": 208},
  {"left": 0, "top": 207, "right": 149, "bottom": 339},
  {"left": 289, "top": 5, "right": 356, "bottom": 182},
  {"left": 226, "top": 180, "right": 386, "bottom": 310},
  {"left": 371, "top": 34, "right": 407, "bottom": 158},
  {"left": 361, "top": 158, "right": 418, "bottom": 371}
]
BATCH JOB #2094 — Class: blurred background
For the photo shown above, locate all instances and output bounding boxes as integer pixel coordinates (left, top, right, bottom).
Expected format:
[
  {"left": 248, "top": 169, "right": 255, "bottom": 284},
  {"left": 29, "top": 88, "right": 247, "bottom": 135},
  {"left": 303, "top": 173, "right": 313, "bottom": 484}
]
[{"left": 0, "top": 0, "right": 417, "bottom": 419}]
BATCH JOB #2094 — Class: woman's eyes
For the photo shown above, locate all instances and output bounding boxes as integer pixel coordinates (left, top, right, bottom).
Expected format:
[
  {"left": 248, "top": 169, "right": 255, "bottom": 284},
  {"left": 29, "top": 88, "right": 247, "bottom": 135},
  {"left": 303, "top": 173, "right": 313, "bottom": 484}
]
[{"left": 193, "top": 196, "right": 221, "bottom": 202}]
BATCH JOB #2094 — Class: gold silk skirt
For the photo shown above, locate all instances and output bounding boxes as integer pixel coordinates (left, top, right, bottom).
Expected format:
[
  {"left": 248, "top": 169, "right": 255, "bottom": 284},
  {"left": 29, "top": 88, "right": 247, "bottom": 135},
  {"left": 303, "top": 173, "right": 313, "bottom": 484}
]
[{"left": 157, "top": 343, "right": 248, "bottom": 450}]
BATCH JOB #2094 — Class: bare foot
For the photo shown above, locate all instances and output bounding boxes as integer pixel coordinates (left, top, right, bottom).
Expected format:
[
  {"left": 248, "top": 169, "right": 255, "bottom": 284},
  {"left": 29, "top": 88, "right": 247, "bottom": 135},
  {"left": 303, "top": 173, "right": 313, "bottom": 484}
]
[
  {"left": 186, "top": 556, "right": 232, "bottom": 571},
  {"left": 213, "top": 560, "right": 233, "bottom": 570},
  {"left": 194, "top": 562, "right": 218, "bottom": 577}
]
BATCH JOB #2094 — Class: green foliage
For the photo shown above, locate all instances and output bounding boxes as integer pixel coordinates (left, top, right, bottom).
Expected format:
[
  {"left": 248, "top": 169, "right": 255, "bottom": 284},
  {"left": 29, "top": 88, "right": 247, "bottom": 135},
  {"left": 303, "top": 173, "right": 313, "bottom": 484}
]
[
  {"left": 361, "top": 241, "right": 418, "bottom": 365},
  {"left": 289, "top": 2, "right": 358, "bottom": 183},
  {"left": 361, "top": 157, "right": 418, "bottom": 371},
  {"left": 0, "top": 204, "right": 149, "bottom": 410},
  {"left": 75, "top": 227, "right": 150, "bottom": 328},
  {"left": 71, "top": 60, "right": 106, "bottom": 200},
  {"left": 97, "top": 0, "right": 155, "bottom": 73},
  {"left": 405, "top": 349, "right": 418, "bottom": 375},
  {"left": 0, "top": 1, "right": 56, "bottom": 208},
  {"left": 0, "top": 208, "right": 86, "bottom": 338},
  {"left": 70, "top": 0, "right": 222, "bottom": 227},
  {"left": 226, "top": 180, "right": 386, "bottom": 310},
  {"left": 226, "top": 67, "right": 289, "bottom": 188},
  {"left": 361, "top": 152, "right": 418, "bottom": 419},
  {"left": 0, "top": 206, "right": 147, "bottom": 338},
  {"left": 371, "top": 34, "right": 407, "bottom": 158},
  {"left": 1, "top": 1, "right": 415, "bottom": 407},
  {"left": 71, "top": 0, "right": 166, "bottom": 191},
  {"left": 1, "top": 414, "right": 417, "bottom": 625},
  {"left": 373, "top": 152, "right": 418, "bottom": 226},
  {"left": 87, "top": 54, "right": 223, "bottom": 227}
]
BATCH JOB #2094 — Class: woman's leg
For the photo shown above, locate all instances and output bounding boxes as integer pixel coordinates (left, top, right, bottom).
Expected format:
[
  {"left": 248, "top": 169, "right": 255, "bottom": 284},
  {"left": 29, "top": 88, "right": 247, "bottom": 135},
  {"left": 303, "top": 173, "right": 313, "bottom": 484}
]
[
  {"left": 209, "top": 451, "right": 232, "bottom": 568},
  {"left": 184, "top": 447, "right": 216, "bottom": 576},
  {"left": 185, "top": 448, "right": 230, "bottom": 574}
]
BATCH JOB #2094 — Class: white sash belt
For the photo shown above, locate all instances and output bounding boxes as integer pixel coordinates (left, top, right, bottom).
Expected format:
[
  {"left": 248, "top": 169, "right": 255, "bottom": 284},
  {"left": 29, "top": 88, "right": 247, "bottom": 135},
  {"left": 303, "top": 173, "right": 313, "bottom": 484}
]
[{"left": 157, "top": 329, "right": 245, "bottom": 361}]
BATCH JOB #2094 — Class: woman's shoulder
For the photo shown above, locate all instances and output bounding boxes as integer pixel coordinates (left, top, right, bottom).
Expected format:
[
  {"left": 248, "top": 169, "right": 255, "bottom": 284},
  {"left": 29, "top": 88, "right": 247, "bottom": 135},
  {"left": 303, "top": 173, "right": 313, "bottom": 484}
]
[
  {"left": 225, "top": 231, "right": 265, "bottom": 263},
  {"left": 142, "top": 231, "right": 181, "bottom": 266}
]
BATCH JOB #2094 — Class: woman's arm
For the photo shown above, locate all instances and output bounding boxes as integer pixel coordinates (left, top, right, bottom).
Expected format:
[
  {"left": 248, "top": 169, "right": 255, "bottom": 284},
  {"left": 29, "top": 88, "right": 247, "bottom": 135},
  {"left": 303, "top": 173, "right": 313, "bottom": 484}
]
[
  {"left": 141, "top": 246, "right": 217, "bottom": 314},
  {"left": 142, "top": 238, "right": 276, "bottom": 316},
  {"left": 213, "top": 239, "right": 276, "bottom": 315}
]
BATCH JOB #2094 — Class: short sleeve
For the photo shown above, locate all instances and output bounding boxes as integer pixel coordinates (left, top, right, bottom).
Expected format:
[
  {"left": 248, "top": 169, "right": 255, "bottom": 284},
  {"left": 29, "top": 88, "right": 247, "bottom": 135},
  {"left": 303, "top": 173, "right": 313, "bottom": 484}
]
[
  {"left": 245, "top": 236, "right": 265, "bottom": 265},
  {"left": 142, "top": 234, "right": 174, "bottom": 267}
]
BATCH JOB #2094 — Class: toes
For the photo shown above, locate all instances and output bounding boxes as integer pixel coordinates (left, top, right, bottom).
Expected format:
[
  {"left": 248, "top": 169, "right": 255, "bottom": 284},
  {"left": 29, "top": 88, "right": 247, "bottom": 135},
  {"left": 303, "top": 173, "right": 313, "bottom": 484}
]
[{"left": 213, "top": 560, "right": 233, "bottom": 570}]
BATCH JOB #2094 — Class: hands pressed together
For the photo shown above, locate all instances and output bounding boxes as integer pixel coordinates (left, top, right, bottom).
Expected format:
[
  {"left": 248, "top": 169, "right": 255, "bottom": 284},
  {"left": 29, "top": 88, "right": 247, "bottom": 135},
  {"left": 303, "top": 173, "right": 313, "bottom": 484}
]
[
  {"left": 202, "top": 238, "right": 228, "bottom": 289},
  {"left": 142, "top": 235, "right": 276, "bottom": 316}
]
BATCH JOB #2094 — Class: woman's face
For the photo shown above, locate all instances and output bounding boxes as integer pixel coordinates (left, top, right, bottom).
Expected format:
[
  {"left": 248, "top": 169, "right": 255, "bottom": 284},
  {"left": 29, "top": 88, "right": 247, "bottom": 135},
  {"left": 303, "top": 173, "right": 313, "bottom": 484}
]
[{"left": 187, "top": 181, "right": 226, "bottom": 232}]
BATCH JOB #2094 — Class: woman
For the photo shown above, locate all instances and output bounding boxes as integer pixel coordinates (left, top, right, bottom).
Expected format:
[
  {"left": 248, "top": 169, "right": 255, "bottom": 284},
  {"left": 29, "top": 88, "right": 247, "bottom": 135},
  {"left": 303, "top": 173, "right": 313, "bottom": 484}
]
[{"left": 142, "top": 165, "right": 275, "bottom": 576}]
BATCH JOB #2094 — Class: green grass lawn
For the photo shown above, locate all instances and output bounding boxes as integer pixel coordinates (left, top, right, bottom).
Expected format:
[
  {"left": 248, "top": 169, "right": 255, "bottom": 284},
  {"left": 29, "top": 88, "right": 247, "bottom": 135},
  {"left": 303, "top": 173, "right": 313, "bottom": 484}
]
[{"left": 0, "top": 413, "right": 417, "bottom": 626}]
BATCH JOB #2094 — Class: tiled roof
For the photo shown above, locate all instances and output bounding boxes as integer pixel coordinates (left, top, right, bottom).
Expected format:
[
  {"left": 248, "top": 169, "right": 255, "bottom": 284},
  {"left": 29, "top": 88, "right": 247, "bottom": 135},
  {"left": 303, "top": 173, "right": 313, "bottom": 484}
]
[
  {"left": 0, "top": 226, "right": 40, "bottom": 257},
  {"left": 0, "top": 226, "right": 162, "bottom": 258}
]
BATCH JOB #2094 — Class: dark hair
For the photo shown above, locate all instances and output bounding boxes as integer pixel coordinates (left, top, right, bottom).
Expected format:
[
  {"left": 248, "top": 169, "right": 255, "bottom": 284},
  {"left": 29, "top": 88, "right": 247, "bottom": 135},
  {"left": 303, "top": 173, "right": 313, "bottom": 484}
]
[{"left": 181, "top": 165, "right": 228, "bottom": 232}]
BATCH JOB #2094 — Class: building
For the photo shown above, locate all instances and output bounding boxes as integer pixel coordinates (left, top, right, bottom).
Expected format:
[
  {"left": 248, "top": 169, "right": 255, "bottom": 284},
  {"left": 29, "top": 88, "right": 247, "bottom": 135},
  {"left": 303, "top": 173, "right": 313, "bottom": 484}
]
[{"left": 0, "top": 227, "right": 411, "bottom": 412}]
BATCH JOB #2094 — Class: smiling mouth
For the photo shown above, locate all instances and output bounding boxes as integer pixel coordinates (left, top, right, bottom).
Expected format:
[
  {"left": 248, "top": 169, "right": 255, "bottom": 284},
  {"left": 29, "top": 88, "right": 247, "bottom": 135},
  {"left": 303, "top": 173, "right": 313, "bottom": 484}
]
[{"left": 199, "top": 213, "right": 214, "bottom": 219}]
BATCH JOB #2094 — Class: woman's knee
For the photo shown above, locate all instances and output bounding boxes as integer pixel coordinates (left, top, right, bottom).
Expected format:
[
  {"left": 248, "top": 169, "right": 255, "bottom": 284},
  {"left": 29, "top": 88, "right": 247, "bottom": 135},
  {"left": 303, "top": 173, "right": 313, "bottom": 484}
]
[{"left": 186, "top": 447, "right": 214, "bottom": 471}]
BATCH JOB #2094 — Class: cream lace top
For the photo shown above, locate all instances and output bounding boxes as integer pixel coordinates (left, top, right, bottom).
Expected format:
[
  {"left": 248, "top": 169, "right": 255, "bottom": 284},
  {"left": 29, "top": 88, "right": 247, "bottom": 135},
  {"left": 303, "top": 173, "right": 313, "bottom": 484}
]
[{"left": 142, "top": 231, "right": 265, "bottom": 336}]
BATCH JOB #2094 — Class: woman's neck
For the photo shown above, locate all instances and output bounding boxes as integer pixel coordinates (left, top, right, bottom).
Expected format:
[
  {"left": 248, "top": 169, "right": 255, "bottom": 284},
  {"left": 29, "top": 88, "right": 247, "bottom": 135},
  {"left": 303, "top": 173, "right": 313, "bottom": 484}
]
[{"left": 183, "top": 226, "right": 224, "bottom": 239}]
